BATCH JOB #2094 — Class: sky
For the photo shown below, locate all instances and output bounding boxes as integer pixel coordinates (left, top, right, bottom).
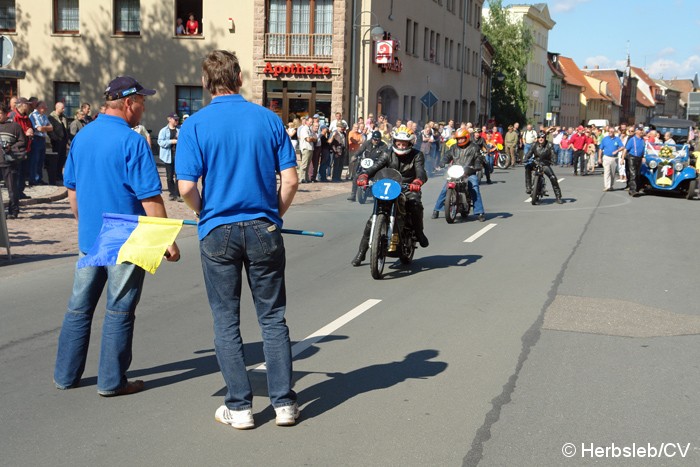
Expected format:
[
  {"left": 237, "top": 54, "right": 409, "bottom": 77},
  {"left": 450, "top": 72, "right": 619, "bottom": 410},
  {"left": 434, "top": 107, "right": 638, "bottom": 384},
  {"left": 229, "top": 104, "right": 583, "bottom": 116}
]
[{"left": 502, "top": 0, "right": 700, "bottom": 80}]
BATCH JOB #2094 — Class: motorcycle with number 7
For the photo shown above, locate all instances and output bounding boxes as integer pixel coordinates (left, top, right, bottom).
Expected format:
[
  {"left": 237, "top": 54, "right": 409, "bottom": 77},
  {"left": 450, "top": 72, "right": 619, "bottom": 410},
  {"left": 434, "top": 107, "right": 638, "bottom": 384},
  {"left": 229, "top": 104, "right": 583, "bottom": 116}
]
[{"left": 367, "top": 168, "right": 418, "bottom": 280}]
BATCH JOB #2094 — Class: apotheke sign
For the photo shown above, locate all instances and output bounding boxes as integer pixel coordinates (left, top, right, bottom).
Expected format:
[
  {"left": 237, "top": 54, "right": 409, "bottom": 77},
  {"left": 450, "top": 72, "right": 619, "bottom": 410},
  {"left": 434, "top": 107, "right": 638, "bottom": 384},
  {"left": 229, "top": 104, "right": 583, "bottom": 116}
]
[{"left": 263, "top": 62, "right": 331, "bottom": 77}]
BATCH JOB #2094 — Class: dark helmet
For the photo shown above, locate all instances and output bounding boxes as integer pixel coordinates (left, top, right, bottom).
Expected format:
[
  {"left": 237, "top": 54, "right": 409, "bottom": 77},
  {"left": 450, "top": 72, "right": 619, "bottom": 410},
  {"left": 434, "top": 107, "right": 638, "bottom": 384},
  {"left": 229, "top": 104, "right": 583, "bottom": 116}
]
[
  {"left": 372, "top": 130, "right": 382, "bottom": 140},
  {"left": 537, "top": 131, "right": 547, "bottom": 139}
]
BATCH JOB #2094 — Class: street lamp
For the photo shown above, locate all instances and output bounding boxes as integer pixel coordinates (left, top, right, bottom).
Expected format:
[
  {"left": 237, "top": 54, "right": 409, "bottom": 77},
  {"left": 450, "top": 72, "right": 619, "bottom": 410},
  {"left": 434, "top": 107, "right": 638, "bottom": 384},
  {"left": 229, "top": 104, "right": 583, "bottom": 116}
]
[{"left": 351, "top": 11, "right": 384, "bottom": 123}]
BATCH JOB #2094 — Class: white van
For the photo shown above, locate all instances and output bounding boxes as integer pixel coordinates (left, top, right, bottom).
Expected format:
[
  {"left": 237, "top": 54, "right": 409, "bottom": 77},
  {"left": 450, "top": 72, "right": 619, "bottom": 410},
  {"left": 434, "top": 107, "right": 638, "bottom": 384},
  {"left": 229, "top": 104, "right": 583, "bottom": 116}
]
[{"left": 587, "top": 119, "right": 609, "bottom": 129}]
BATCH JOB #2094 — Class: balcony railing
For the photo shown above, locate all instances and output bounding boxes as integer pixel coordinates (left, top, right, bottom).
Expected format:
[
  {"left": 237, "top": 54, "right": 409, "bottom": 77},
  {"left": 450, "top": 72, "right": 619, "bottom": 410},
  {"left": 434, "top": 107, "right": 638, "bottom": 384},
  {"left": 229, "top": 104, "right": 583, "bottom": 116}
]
[{"left": 264, "top": 33, "right": 333, "bottom": 61}]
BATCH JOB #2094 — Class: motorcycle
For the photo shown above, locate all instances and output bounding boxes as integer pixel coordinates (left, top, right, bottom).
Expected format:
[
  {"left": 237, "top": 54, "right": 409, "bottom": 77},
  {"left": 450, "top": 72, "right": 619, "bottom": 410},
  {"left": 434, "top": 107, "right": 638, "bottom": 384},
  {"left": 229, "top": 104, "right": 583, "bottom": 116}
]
[
  {"left": 526, "top": 157, "right": 548, "bottom": 205},
  {"left": 368, "top": 167, "right": 418, "bottom": 280},
  {"left": 493, "top": 143, "right": 509, "bottom": 169},
  {"left": 444, "top": 165, "right": 472, "bottom": 224},
  {"left": 356, "top": 156, "right": 375, "bottom": 204},
  {"left": 640, "top": 143, "right": 697, "bottom": 200}
]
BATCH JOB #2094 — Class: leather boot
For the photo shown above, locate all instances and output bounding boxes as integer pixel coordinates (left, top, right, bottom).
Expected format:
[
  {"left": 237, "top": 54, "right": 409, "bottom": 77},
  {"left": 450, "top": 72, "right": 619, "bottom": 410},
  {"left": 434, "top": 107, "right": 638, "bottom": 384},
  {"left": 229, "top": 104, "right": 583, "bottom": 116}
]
[{"left": 351, "top": 238, "right": 369, "bottom": 266}]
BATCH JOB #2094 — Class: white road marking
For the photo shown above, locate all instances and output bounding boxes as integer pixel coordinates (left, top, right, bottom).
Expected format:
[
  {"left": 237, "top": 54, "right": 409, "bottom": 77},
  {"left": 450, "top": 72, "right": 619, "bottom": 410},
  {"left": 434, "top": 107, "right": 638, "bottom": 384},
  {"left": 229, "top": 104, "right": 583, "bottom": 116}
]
[
  {"left": 463, "top": 223, "right": 497, "bottom": 243},
  {"left": 524, "top": 197, "right": 532, "bottom": 203},
  {"left": 254, "top": 299, "right": 382, "bottom": 370},
  {"left": 558, "top": 178, "right": 565, "bottom": 182}
]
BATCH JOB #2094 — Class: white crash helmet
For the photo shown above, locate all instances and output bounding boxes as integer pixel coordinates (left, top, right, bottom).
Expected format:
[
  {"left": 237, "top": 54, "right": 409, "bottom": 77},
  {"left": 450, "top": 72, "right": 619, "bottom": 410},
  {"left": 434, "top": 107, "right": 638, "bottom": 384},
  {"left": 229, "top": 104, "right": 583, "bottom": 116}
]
[{"left": 391, "top": 125, "right": 416, "bottom": 155}]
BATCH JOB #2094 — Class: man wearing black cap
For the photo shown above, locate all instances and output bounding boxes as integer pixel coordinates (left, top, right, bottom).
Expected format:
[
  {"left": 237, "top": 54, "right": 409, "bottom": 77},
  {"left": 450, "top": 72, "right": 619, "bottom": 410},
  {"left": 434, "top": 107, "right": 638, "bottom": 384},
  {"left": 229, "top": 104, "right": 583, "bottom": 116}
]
[
  {"left": 158, "top": 112, "right": 181, "bottom": 201},
  {"left": 0, "top": 104, "right": 27, "bottom": 218},
  {"left": 347, "top": 129, "right": 385, "bottom": 201},
  {"left": 54, "top": 76, "right": 180, "bottom": 397}
]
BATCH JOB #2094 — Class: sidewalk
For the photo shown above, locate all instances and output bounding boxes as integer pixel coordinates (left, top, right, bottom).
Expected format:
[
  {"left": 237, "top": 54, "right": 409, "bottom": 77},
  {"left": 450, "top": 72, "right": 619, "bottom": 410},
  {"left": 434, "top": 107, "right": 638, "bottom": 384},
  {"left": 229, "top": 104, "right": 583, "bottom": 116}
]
[{"left": 0, "top": 168, "right": 354, "bottom": 264}]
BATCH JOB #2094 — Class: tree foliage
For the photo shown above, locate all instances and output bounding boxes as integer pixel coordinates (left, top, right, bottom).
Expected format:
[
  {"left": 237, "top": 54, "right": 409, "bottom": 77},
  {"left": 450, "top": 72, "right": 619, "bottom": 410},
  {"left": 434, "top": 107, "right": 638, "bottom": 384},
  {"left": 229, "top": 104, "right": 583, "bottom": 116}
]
[{"left": 483, "top": 0, "right": 533, "bottom": 125}]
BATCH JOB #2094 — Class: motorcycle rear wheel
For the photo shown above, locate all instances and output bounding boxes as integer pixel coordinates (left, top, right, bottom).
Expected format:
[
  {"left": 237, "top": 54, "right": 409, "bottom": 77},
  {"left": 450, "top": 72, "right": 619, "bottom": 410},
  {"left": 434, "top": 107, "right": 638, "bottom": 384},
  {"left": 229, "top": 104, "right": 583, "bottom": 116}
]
[
  {"left": 399, "top": 236, "right": 415, "bottom": 264},
  {"left": 445, "top": 188, "right": 458, "bottom": 224},
  {"left": 370, "top": 214, "right": 388, "bottom": 280}
]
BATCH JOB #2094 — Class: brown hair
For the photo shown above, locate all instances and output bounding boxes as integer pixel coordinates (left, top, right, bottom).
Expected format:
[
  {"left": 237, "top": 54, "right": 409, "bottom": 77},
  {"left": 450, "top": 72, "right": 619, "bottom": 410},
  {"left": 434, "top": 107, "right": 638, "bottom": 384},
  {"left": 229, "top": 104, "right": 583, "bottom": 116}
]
[{"left": 202, "top": 50, "right": 242, "bottom": 95}]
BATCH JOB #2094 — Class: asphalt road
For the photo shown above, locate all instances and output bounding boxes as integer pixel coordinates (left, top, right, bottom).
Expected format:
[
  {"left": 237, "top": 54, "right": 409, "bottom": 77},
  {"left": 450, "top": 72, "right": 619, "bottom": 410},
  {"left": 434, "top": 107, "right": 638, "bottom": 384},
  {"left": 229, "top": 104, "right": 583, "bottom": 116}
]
[{"left": 1, "top": 166, "right": 699, "bottom": 466}]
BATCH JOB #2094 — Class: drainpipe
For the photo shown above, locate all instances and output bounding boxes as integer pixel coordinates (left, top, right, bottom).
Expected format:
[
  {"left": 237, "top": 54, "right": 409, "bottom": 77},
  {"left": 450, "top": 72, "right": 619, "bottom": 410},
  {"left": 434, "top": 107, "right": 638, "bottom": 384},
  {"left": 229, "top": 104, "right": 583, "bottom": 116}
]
[
  {"left": 458, "top": 3, "right": 467, "bottom": 123},
  {"left": 350, "top": 0, "right": 358, "bottom": 123}
]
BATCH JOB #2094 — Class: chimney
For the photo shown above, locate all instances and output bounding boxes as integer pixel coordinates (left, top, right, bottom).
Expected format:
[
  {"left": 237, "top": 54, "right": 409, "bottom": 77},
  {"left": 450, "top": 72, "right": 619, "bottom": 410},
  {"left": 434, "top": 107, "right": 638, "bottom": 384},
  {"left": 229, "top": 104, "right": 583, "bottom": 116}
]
[{"left": 595, "top": 65, "right": 599, "bottom": 69}]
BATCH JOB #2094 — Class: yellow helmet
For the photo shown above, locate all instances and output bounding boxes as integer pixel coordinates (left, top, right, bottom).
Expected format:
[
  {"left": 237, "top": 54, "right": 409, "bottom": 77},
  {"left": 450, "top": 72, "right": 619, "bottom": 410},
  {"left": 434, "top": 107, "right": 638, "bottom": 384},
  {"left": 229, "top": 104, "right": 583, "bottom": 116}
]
[{"left": 391, "top": 125, "right": 416, "bottom": 155}]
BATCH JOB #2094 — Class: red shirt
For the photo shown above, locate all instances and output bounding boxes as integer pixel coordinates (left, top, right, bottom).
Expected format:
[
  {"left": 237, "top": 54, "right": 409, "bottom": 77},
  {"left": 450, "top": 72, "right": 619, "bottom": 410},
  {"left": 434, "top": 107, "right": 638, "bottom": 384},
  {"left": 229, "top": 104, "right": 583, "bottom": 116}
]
[
  {"left": 186, "top": 20, "right": 198, "bottom": 34},
  {"left": 14, "top": 113, "right": 33, "bottom": 152},
  {"left": 568, "top": 132, "right": 589, "bottom": 151}
]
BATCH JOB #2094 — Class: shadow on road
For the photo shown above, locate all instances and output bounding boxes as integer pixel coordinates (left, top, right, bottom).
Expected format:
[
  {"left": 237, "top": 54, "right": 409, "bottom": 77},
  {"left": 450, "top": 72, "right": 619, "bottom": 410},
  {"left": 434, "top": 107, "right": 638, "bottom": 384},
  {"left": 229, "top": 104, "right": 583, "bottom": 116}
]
[
  {"left": 380, "top": 254, "right": 482, "bottom": 279},
  {"left": 291, "top": 349, "right": 447, "bottom": 422}
]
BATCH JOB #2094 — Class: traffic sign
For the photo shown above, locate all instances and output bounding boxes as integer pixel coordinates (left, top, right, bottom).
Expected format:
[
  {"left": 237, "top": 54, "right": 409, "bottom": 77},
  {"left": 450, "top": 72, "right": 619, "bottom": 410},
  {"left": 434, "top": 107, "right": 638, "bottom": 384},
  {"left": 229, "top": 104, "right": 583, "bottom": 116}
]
[
  {"left": 688, "top": 92, "right": 700, "bottom": 116},
  {"left": 421, "top": 91, "right": 438, "bottom": 109}
]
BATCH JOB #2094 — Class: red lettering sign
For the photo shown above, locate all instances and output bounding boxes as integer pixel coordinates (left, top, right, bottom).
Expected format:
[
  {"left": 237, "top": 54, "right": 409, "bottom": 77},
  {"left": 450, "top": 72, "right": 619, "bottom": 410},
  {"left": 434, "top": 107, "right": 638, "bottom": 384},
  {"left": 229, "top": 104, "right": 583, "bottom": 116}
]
[{"left": 263, "top": 62, "right": 332, "bottom": 77}]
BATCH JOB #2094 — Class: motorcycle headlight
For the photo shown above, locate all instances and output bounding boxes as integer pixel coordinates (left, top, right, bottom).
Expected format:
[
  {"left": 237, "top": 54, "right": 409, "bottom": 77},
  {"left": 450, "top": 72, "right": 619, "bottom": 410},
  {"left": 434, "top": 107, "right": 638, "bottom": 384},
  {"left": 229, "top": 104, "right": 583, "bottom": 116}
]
[
  {"left": 648, "top": 160, "right": 658, "bottom": 169},
  {"left": 675, "top": 162, "right": 684, "bottom": 172},
  {"left": 446, "top": 165, "right": 465, "bottom": 179}
]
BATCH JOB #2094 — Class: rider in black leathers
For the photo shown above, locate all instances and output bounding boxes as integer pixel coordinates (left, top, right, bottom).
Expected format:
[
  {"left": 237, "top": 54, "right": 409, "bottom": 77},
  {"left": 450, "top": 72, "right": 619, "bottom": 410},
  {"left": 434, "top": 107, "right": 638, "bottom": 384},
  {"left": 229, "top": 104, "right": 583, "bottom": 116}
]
[
  {"left": 351, "top": 126, "right": 428, "bottom": 266},
  {"left": 348, "top": 130, "right": 386, "bottom": 201},
  {"left": 525, "top": 131, "right": 563, "bottom": 204}
]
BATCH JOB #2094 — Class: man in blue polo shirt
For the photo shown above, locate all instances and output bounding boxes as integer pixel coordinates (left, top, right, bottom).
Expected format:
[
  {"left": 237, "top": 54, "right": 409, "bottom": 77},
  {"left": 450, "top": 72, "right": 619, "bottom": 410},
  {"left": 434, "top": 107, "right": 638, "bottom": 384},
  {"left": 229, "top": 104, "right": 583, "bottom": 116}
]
[
  {"left": 625, "top": 126, "right": 646, "bottom": 196},
  {"left": 54, "top": 76, "right": 180, "bottom": 397},
  {"left": 177, "top": 50, "right": 299, "bottom": 430},
  {"left": 598, "top": 127, "right": 624, "bottom": 191}
]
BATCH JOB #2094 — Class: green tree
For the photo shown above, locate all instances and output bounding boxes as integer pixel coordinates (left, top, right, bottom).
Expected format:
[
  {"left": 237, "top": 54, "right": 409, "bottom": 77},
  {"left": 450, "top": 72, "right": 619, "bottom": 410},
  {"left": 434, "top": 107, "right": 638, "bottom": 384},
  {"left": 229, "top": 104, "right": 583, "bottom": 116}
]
[{"left": 483, "top": 0, "right": 533, "bottom": 125}]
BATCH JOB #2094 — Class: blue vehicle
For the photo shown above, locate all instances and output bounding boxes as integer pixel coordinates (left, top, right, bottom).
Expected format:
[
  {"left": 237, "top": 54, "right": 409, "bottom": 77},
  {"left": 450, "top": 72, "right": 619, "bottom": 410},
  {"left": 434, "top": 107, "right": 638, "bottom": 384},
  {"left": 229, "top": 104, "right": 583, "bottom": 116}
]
[{"left": 640, "top": 143, "right": 698, "bottom": 199}]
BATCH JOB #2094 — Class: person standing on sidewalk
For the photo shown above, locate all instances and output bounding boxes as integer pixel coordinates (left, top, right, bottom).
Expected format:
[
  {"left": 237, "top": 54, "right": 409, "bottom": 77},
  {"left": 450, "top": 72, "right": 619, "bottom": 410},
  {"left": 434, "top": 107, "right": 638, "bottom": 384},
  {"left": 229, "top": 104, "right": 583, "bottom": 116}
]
[
  {"left": 569, "top": 125, "right": 588, "bottom": 176},
  {"left": 177, "top": 50, "right": 299, "bottom": 429},
  {"left": 29, "top": 101, "right": 53, "bottom": 185},
  {"left": 157, "top": 113, "right": 181, "bottom": 201},
  {"left": 0, "top": 105, "right": 27, "bottom": 218},
  {"left": 48, "top": 102, "right": 69, "bottom": 186},
  {"left": 53, "top": 76, "right": 180, "bottom": 397}
]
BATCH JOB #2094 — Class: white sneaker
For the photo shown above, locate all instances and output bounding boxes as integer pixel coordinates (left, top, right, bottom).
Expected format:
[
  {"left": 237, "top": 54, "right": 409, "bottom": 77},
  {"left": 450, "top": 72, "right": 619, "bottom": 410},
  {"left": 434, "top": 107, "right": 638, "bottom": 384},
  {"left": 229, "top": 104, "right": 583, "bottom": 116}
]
[
  {"left": 274, "top": 403, "right": 300, "bottom": 426},
  {"left": 215, "top": 405, "right": 254, "bottom": 430}
]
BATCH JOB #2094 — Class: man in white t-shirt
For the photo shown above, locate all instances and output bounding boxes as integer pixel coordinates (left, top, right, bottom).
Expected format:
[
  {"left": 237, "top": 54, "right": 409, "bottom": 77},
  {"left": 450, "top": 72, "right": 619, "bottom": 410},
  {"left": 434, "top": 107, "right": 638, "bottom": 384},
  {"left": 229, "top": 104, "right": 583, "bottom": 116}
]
[{"left": 296, "top": 117, "right": 315, "bottom": 183}]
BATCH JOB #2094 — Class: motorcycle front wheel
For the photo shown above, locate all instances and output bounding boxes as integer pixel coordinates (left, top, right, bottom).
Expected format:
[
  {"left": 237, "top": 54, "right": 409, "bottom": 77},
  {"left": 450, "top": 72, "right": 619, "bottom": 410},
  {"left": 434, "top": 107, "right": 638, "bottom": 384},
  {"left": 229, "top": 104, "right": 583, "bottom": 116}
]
[
  {"left": 357, "top": 187, "right": 369, "bottom": 204},
  {"left": 531, "top": 175, "right": 542, "bottom": 205},
  {"left": 370, "top": 213, "right": 388, "bottom": 280},
  {"left": 445, "top": 188, "right": 458, "bottom": 224},
  {"left": 497, "top": 153, "right": 509, "bottom": 169}
]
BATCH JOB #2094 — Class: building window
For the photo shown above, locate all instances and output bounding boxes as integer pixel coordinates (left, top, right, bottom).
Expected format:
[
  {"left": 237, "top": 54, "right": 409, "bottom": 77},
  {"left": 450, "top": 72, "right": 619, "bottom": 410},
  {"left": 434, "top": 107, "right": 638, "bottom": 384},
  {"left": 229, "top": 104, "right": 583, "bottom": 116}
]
[
  {"left": 114, "top": 0, "right": 139, "bottom": 35},
  {"left": 405, "top": 19, "right": 413, "bottom": 55},
  {"left": 265, "top": 0, "right": 333, "bottom": 60},
  {"left": 423, "top": 27, "right": 429, "bottom": 60},
  {"left": 176, "top": 85, "right": 203, "bottom": 118},
  {"left": 175, "top": 1, "right": 203, "bottom": 36},
  {"left": 457, "top": 43, "right": 461, "bottom": 71},
  {"left": 0, "top": 0, "right": 15, "bottom": 32},
  {"left": 54, "top": 0, "right": 79, "bottom": 34},
  {"left": 55, "top": 82, "right": 80, "bottom": 119}
]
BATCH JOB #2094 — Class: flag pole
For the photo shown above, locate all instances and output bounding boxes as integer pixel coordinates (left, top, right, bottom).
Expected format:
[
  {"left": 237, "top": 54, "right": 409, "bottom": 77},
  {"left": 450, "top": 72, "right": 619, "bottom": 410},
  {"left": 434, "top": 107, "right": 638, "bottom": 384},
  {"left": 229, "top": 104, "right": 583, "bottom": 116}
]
[{"left": 182, "top": 219, "right": 324, "bottom": 237}]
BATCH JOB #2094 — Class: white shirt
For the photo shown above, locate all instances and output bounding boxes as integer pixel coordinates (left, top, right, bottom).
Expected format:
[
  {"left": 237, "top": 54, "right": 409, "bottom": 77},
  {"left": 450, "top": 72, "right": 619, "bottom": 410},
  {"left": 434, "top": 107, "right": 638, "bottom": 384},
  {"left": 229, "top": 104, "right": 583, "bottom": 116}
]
[{"left": 297, "top": 124, "right": 314, "bottom": 151}]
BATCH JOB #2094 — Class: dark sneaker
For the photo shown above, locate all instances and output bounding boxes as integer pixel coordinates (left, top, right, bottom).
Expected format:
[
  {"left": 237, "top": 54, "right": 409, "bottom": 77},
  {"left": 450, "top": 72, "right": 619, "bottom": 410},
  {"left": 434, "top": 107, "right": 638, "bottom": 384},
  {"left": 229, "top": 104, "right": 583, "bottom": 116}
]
[
  {"left": 98, "top": 380, "right": 144, "bottom": 397},
  {"left": 431, "top": 210, "right": 439, "bottom": 219},
  {"left": 525, "top": 189, "right": 531, "bottom": 194},
  {"left": 347, "top": 195, "right": 356, "bottom": 202},
  {"left": 556, "top": 198, "right": 564, "bottom": 204},
  {"left": 478, "top": 213, "right": 486, "bottom": 222}
]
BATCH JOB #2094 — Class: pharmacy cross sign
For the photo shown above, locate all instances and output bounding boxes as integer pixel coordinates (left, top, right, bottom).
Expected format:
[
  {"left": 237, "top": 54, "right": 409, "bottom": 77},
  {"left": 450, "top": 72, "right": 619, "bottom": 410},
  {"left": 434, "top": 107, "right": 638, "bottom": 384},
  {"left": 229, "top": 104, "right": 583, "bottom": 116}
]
[{"left": 421, "top": 91, "right": 438, "bottom": 109}]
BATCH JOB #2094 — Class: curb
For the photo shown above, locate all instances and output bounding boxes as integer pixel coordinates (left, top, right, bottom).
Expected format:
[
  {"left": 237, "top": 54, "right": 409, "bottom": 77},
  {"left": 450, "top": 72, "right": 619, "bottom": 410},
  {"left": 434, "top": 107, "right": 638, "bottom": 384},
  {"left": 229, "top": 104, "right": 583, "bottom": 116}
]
[{"left": 3, "top": 188, "right": 68, "bottom": 208}]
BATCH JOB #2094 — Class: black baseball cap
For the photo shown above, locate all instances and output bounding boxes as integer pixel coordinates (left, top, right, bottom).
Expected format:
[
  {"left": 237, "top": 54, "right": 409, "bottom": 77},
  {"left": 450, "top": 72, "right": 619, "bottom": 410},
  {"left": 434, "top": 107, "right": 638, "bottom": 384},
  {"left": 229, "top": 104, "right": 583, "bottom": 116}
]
[{"left": 104, "top": 76, "right": 156, "bottom": 101}]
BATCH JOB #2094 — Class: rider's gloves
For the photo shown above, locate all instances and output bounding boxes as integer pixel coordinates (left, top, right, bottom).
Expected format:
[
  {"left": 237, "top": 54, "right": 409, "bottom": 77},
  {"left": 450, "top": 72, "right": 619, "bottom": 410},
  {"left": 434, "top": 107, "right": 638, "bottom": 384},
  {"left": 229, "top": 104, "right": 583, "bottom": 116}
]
[
  {"left": 409, "top": 179, "right": 423, "bottom": 192},
  {"left": 356, "top": 174, "right": 369, "bottom": 187}
]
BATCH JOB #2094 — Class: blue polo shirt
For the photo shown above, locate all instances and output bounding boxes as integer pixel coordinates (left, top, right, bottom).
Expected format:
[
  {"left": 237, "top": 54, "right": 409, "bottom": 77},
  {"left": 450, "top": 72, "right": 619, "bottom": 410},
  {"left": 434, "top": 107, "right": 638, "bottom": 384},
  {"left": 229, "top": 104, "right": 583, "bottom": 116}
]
[
  {"left": 599, "top": 135, "right": 623, "bottom": 156},
  {"left": 63, "top": 114, "right": 163, "bottom": 252},
  {"left": 175, "top": 94, "right": 297, "bottom": 239},
  {"left": 625, "top": 135, "right": 646, "bottom": 157}
]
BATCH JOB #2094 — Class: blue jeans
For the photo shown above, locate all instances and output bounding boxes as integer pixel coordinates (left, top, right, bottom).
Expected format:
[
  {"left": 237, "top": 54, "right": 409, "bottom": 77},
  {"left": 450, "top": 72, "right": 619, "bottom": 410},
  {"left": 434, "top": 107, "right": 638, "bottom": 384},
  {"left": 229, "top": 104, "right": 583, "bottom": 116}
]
[
  {"left": 563, "top": 148, "right": 573, "bottom": 165},
  {"left": 200, "top": 219, "right": 296, "bottom": 410},
  {"left": 433, "top": 175, "right": 484, "bottom": 215},
  {"left": 54, "top": 256, "right": 145, "bottom": 393},
  {"left": 523, "top": 143, "right": 532, "bottom": 159},
  {"left": 554, "top": 144, "right": 562, "bottom": 165},
  {"left": 29, "top": 136, "right": 46, "bottom": 184}
]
